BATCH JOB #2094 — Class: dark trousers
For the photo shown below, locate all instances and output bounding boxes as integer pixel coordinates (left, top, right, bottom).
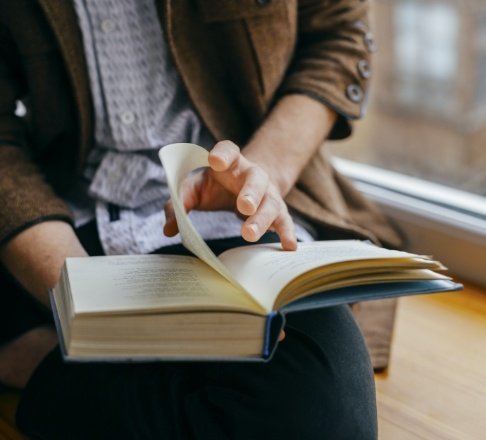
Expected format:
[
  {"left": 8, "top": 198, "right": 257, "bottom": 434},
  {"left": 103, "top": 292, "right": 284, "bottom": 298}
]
[{"left": 2, "top": 223, "right": 377, "bottom": 439}]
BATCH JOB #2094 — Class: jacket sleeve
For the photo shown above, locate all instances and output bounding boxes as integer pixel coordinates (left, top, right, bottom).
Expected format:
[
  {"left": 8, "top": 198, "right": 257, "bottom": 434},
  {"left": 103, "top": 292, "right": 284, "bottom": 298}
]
[
  {"left": 280, "top": 0, "right": 374, "bottom": 139},
  {"left": 0, "top": 24, "right": 73, "bottom": 246}
]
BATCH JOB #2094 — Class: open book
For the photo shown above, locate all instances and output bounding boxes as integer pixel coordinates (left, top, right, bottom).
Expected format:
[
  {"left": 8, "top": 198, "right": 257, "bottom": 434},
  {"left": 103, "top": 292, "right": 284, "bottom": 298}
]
[{"left": 50, "top": 143, "right": 462, "bottom": 361}]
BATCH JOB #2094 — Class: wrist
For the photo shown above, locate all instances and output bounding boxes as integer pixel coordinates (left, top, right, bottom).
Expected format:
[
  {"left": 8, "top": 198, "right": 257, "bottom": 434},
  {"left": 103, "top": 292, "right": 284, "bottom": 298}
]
[{"left": 242, "top": 94, "right": 336, "bottom": 197}]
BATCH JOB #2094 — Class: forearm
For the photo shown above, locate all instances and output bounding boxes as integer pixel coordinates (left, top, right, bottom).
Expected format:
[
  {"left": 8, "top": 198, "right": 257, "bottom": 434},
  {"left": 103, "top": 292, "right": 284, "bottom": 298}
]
[
  {"left": 243, "top": 94, "right": 337, "bottom": 197},
  {"left": 0, "top": 221, "right": 87, "bottom": 307}
]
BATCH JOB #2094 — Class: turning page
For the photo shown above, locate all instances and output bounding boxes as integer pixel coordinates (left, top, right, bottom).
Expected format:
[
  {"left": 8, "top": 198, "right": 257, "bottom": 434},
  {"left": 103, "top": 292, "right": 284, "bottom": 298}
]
[{"left": 159, "top": 143, "right": 266, "bottom": 313}]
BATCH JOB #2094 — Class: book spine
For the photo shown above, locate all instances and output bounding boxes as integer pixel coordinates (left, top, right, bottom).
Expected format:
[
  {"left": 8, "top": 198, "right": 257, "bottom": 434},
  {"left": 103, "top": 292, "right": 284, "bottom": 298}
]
[{"left": 262, "top": 312, "right": 285, "bottom": 361}]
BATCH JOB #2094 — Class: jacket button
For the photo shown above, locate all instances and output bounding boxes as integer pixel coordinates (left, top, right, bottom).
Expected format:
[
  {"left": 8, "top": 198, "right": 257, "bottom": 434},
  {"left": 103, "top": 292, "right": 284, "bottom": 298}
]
[
  {"left": 256, "top": 0, "right": 271, "bottom": 5},
  {"left": 358, "top": 60, "right": 371, "bottom": 79},
  {"left": 364, "top": 32, "right": 377, "bottom": 52},
  {"left": 346, "top": 84, "right": 364, "bottom": 103},
  {"left": 353, "top": 20, "right": 368, "bottom": 32}
]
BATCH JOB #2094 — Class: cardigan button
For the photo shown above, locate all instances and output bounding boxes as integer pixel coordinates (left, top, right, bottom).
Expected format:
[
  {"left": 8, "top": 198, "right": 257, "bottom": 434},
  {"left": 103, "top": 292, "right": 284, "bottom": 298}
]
[
  {"left": 358, "top": 60, "right": 371, "bottom": 79},
  {"left": 346, "top": 84, "right": 364, "bottom": 103},
  {"left": 256, "top": 0, "right": 271, "bottom": 6}
]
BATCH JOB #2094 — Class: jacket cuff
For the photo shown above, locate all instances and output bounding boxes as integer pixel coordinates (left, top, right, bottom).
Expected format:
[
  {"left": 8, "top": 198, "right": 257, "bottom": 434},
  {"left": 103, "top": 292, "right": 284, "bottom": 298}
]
[
  {"left": 0, "top": 145, "right": 74, "bottom": 245},
  {"left": 0, "top": 215, "right": 74, "bottom": 247}
]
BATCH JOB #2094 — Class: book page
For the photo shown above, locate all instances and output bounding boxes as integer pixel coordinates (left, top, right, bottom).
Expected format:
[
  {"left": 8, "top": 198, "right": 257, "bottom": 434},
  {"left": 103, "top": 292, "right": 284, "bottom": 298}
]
[
  {"left": 158, "top": 143, "right": 266, "bottom": 313},
  {"left": 65, "top": 254, "right": 264, "bottom": 315},
  {"left": 219, "top": 240, "right": 442, "bottom": 311},
  {"left": 276, "top": 268, "right": 450, "bottom": 307}
]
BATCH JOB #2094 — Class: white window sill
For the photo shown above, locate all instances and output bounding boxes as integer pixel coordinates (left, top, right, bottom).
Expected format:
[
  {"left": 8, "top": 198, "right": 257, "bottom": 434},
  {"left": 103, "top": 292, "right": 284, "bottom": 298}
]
[{"left": 333, "top": 157, "right": 486, "bottom": 287}]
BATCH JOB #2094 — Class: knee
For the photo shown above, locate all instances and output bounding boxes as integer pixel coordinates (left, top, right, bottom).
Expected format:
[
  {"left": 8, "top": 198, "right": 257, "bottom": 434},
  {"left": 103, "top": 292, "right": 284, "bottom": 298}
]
[
  {"left": 272, "top": 307, "right": 377, "bottom": 439},
  {"left": 199, "top": 306, "right": 378, "bottom": 439},
  {"left": 268, "top": 341, "right": 377, "bottom": 439}
]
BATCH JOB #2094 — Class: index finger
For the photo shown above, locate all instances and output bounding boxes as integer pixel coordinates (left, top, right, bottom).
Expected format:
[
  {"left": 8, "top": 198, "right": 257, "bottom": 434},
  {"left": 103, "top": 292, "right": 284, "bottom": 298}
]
[
  {"left": 208, "top": 140, "right": 241, "bottom": 172},
  {"left": 271, "top": 212, "right": 298, "bottom": 251}
]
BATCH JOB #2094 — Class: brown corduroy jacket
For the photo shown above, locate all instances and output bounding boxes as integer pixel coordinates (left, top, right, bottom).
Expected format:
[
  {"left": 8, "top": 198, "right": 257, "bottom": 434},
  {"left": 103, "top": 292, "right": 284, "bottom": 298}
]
[{"left": 0, "top": 0, "right": 402, "bottom": 248}]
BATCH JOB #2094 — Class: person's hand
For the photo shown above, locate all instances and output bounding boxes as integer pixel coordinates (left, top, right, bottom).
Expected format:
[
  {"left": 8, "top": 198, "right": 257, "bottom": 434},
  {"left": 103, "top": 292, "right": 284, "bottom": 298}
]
[{"left": 163, "top": 140, "right": 297, "bottom": 251}]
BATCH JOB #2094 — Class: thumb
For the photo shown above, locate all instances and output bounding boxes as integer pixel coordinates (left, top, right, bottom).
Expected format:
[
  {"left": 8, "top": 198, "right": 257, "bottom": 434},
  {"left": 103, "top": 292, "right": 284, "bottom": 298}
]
[
  {"left": 163, "top": 175, "right": 202, "bottom": 236},
  {"left": 163, "top": 199, "right": 178, "bottom": 236}
]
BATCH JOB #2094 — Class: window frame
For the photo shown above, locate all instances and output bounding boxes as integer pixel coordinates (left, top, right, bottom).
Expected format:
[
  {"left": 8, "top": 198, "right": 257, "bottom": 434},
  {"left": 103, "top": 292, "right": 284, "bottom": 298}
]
[{"left": 333, "top": 157, "right": 486, "bottom": 287}]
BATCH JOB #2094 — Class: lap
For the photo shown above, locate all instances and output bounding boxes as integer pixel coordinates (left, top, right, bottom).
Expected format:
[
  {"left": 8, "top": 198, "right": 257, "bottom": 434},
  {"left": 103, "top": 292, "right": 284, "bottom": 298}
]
[
  {"left": 16, "top": 306, "right": 376, "bottom": 440},
  {"left": 3, "top": 226, "right": 376, "bottom": 439}
]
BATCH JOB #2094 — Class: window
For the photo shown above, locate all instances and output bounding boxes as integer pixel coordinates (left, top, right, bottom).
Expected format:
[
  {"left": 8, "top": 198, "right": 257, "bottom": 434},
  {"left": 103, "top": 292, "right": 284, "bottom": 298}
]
[
  {"left": 332, "top": 0, "right": 486, "bottom": 198},
  {"left": 330, "top": 0, "right": 485, "bottom": 282},
  {"left": 475, "top": 15, "right": 486, "bottom": 110},
  {"left": 393, "top": 0, "right": 459, "bottom": 113}
]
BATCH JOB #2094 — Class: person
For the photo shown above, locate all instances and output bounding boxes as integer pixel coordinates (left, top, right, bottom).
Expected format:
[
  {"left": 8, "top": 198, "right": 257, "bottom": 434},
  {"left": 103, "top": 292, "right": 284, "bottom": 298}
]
[{"left": 0, "top": 0, "right": 402, "bottom": 438}]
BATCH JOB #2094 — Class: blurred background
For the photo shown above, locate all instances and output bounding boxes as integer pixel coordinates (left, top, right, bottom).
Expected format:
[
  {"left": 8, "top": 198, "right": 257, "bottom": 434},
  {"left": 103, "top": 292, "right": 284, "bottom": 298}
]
[
  {"left": 330, "top": 5, "right": 486, "bottom": 438},
  {"left": 331, "top": 0, "right": 486, "bottom": 197}
]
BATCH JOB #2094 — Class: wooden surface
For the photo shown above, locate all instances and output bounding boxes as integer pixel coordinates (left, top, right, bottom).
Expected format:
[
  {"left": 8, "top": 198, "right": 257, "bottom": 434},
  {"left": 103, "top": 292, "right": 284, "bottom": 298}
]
[
  {"left": 353, "top": 298, "right": 398, "bottom": 370},
  {"left": 375, "top": 284, "right": 486, "bottom": 440},
  {"left": 0, "top": 392, "right": 23, "bottom": 440}
]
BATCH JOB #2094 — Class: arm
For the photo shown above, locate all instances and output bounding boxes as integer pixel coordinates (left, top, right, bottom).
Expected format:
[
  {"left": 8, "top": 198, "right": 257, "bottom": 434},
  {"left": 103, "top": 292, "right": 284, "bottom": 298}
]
[
  {"left": 280, "top": 0, "right": 372, "bottom": 139},
  {"left": 0, "top": 24, "right": 83, "bottom": 306},
  {"left": 165, "top": 0, "right": 370, "bottom": 247},
  {"left": 242, "top": 94, "right": 336, "bottom": 198},
  {"left": 0, "top": 222, "right": 87, "bottom": 307}
]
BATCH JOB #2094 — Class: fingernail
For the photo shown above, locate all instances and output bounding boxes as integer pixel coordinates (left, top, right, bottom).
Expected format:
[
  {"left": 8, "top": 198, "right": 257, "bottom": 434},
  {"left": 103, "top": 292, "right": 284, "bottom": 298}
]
[
  {"left": 243, "top": 194, "right": 254, "bottom": 206},
  {"left": 217, "top": 153, "right": 228, "bottom": 164},
  {"left": 248, "top": 223, "right": 259, "bottom": 238}
]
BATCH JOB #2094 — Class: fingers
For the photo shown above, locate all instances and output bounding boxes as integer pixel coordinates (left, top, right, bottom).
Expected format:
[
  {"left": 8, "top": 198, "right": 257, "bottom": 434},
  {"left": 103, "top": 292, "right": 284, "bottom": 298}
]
[
  {"left": 210, "top": 141, "right": 269, "bottom": 216},
  {"left": 236, "top": 166, "right": 268, "bottom": 216},
  {"left": 167, "top": 140, "right": 298, "bottom": 250},
  {"left": 209, "top": 140, "right": 297, "bottom": 250},
  {"left": 241, "top": 190, "right": 297, "bottom": 251},
  {"left": 241, "top": 193, "right": 280, "bottom": 241},
  {"left": 272, "top": 213, "right": 298, "bottom": 251},
  {"left": 278, "top": 330, "right": 286, "bottom": 342}
]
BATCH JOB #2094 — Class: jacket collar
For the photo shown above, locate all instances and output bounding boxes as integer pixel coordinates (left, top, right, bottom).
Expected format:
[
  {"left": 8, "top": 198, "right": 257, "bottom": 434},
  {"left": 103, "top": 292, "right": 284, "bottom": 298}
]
[
  {"left": 37, "top": 0, "right": 92, "bottom": 167},
  {"left": 157, "top": 0, "right": 249, "bottom": 143}
]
